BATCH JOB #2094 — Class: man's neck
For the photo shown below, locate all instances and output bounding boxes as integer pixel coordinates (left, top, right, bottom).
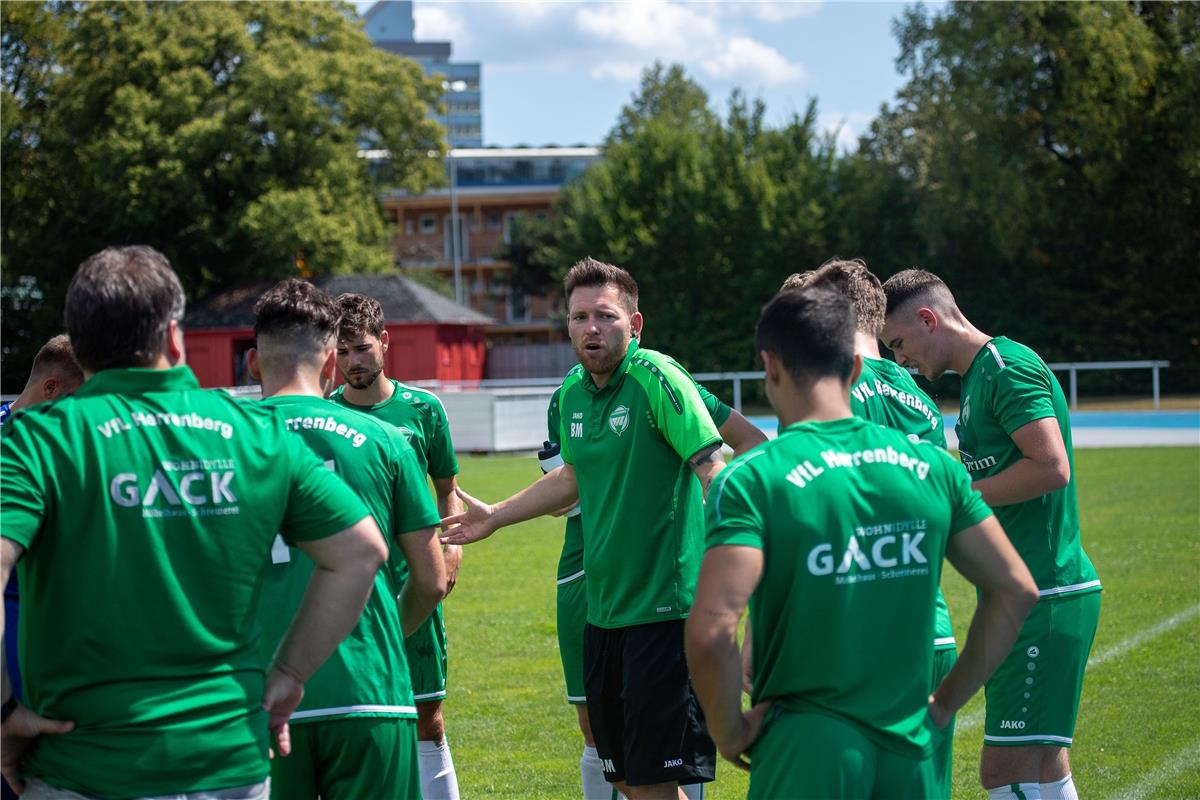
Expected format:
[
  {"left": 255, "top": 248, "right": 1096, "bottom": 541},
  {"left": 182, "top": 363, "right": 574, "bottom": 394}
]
[
  {"left": 260, "top": 371, "right": 325, "bottom": 400},
  {"left": 948, "top": 322, "right": 993, "bottom": 377},
  {"left": 341, "top": 374, "right": 395, "bottom": 406},
  {"left": 774, "top": 376, "right": 854, "bottom": 429},
  {"left": 855, "top": 331, "right": 883, "bottom": 360}
]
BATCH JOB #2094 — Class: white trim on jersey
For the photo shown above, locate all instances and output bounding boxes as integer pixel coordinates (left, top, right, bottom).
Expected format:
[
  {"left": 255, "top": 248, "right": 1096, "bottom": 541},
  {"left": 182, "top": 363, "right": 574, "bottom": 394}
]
[
  {"left": 413, "top": 690, "right": 448, "bottom": 701},
  {"left": 290, "top": 703, "right": 417, "bottom": 719},
  {"left": 1038, "top": 579, "right": 1102, "bottom": 598},
  {"left": 566, "top": 694, "right": 587, "bottom": 703},
  {"left": 933, "top": 636, "right": 957, "bottom": 647},
  {"left": 985, "top": 341, "right": 1007, "bottom": 369},
  {"left": 984, "top": 733, "right": 1074, "bottom": 745},
  {"left": 556, "top": 569, "right": 586, "bottom": 586}
]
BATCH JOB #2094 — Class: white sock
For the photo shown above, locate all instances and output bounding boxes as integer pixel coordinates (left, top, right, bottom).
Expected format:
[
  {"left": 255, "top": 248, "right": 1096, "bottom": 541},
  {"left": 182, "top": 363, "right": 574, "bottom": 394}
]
[
  {"left": 581, "top": 745, "right": 615, "bottom": 800},
  {"left": 987, "top": 784, "right": 1042, "bottom": 800},
  {"left": 1040, "top": 774, "right": 1078, "bottom": 800},
  {"left": 418, "top": 738, "right": 460, "bottom": 800},
  {"left": 681, "top": 783, "right": 705, "bottom": 800}
]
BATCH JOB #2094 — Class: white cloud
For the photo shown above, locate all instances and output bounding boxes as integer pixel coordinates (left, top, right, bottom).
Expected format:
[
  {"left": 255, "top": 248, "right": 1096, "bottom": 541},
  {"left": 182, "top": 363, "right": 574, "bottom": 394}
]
[
  {"left": 740, "top": 2, "right": 822, "bottom": 22},
  {"left": 702, "top": 36, "right": 806, "bottom": 85},
  {"left": 590, "top": 61, "right": 648, "bottom": 82},
  {"left": 412, "top": 5, "right": 468, "bottom": 45}
]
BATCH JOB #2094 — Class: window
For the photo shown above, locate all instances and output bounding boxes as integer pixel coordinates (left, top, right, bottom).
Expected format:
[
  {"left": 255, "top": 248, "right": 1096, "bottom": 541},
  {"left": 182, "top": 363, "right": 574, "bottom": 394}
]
[
  {"left": 419, "top": 215, "right": 437, "bottom": 234},
  {"left": 486, "top": 212, "right": 503, "bottom": 231}
]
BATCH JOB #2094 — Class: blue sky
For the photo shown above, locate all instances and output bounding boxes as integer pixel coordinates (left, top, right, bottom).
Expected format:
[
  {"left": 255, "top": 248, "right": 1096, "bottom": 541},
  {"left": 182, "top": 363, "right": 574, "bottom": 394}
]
[{"left": 360, "top": 1, "right": 929, "bottom": 150}]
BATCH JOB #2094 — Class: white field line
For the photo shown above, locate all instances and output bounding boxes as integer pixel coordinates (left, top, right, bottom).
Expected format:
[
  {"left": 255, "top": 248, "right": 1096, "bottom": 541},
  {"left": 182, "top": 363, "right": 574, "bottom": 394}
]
[
  {"left": 955, "top": 603, "right": 1200, "bottom": 733},
  {"left": 1111, "top": 737, "right": 1200, "bottom": 800}
]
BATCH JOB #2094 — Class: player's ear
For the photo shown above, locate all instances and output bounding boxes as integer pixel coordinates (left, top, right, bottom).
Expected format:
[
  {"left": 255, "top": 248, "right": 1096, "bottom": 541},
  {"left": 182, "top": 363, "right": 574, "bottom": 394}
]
[
  {"left": 246, "top": 348, "right": 261, "bottom": 382},
  {"left": 630, "top": 311, "right": 644, "bottom": 339},
  {"left": 165, "top": 319, "right": 186, "bottom": 365},
  {"left": 761, "top": 351, "right": 781, "bottom": 385},
  {"left": 41, "top": 376, "right": 59, "bottom": 401},
  {"left": 319, "top": 349, "right": 338, "bottom": 394},
  {"left": 379, "top": 329, "right": 389, "bottom": 352},
  {"left": 917, "top": 307, "right": 938, "bottom": 330}
]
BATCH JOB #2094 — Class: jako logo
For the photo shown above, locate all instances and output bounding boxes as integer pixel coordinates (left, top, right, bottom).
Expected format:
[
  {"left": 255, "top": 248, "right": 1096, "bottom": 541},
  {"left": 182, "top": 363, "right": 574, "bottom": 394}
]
[
  {"left": 807, "top": 533, "right": 926, "bottom": 576},
  {"left": 663, "top": 758, "right": 683, "bottom": 768},
  {"left": 608, "top": 405, "right": 630, "bottom": 436},
  {"left": 110, "top": 470, "right": 236, "bottom": 507},
  {"left": 1000, "top": 720, "right": 1026, "bottom": 730}
]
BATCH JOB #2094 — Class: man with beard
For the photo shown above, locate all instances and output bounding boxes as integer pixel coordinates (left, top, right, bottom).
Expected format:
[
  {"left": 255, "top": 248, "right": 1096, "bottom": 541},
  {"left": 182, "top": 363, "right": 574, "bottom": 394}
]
[
  {"left": 330, "top": 293, "right": 465, "bottom": 800},
  {"left": 443, "top": 257, "right": 726, "bottom": 800}
]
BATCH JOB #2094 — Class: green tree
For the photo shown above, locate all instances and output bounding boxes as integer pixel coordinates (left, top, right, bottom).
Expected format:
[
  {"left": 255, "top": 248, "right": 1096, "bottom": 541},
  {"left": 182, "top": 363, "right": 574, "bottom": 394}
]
[
  {"left": 858, "top": 1, "right": 1200, "bottom": 389},
  {"left": 557, "top": 65, "right": 838, "bottom": 372},
  {"left": 494, "top": 212, "right": 561, "bottom": 298},
  {"left": 2, "top": 1, "right": 445, "bottom": 389}
]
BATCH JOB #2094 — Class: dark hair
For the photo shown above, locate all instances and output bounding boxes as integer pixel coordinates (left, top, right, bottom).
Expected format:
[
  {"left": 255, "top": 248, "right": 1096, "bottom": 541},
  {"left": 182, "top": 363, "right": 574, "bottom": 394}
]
[
  {"left": 563, "top": 257, "right": 638, "bottom": 313},
  {"left": 64, "top": 246, "right": 186, "bottom": 372},
  {"left": 253, "top": 279, "right": 340, "bottom": 350},
  {"left": 336, "top": 293, "right": 386, "bottom": 340},
  {"left": 755, "top": 287, "right": 856, "bottom": 383},
  {"left": 881, "top": 268, "right": 957, "bottom": 316},
  {"left": 30, "top": 334, "right": 83, "bottom": 386},
  {"left": 783, "top": 258, "right": 884, "bottom": 337}
]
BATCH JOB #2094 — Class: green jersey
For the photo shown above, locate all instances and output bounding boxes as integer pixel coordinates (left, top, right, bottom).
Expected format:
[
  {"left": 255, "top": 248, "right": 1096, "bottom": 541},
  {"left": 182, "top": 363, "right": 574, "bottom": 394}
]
[
  {"left": 956, "top": 338, "right": 1100, "bottom": 599},
  {"left": 558, "top": 342, "right": 722, "bottom": 628},
  {"left": 548, "top": 368, "right": 732, "bottom": 581},
  {"left": 707, "top": 416, "right": 992, "bottom": 758},
  {"left": 0, "top": 367, "right": 368, "bottom": 798},
  {"left": 331, "top": 379, "right": 459, "bottom": 480},
  {"left": 850, "top": 356, "right": 955, "bottom": 650},
  {"left": 257, "top": 395, "right": 440, "bottom": 722}
]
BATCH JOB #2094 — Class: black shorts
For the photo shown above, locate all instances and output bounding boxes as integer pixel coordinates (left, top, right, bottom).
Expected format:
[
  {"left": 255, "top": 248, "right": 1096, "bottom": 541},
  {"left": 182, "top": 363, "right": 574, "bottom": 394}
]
[{"left": 584, "top": 619, "right": 717, "bottom": 787}]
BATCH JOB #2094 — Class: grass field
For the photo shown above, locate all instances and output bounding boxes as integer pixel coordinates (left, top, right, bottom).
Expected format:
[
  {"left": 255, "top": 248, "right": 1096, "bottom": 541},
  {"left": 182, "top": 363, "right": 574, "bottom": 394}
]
[{"left": 439, "top": 447, "right": 1200, "bottom": 798}]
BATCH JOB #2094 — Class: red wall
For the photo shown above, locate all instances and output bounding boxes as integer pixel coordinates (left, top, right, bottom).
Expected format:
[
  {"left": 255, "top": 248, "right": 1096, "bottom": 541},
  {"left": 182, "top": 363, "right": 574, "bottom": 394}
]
[{"left": 184, "top": 323, "right": 486, "bottom": 388}]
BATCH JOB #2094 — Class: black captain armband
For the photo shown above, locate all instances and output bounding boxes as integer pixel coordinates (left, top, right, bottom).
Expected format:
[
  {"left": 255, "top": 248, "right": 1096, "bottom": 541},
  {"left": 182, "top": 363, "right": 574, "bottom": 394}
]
[
  {"left": 1, "top": 694, "right": 17, "bottom": 722},
  {"left": 688, "top": 442, "right": 725, "bottom": 467}
]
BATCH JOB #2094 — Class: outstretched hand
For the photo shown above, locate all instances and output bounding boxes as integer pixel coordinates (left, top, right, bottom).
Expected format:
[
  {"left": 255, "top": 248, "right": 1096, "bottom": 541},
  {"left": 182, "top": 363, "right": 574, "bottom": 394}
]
[
  {"left": 439, "top": 486, "right": 498, "bottom": 546},
  {"left": 1, "top": 703, "right": 75, "bottom": 794}
]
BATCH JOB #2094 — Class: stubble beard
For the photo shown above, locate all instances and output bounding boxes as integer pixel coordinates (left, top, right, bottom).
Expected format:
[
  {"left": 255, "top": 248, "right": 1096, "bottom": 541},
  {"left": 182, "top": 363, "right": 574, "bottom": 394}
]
[{"left": 345, "top": 366, "right": 383, "bottom": 390}]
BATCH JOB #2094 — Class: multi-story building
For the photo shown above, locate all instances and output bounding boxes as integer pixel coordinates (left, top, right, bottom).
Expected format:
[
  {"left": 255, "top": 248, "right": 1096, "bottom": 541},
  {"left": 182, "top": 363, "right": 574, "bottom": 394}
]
[
  {"left": 377, "top": 147, "right": 600, "bottom": 361},
  {"left": 363, "top": 1, "right": 482, "bottom": 147}
]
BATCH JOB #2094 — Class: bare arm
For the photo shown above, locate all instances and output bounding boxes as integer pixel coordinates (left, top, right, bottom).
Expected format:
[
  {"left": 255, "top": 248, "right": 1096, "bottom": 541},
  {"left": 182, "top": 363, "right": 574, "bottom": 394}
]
[
  {"left": 719, "top": 410, "right": 767, "bottom": 458},
  {"left": 971, "top": 418, "right": 1071, "bottom": 507},
  {"left": 685, "top": 544, "right": 772, "bottom": 770},
  {"left": 1, "top": 539, "right": 75, "bottom": 793},
  {"left": 264, "top": 516, "right": 388, "bottom": 753},
  {"left": 689, "top": 444, "right": 726, "bottom": 500},
  {"left": 929, "top": 516, "right": 1039, "bottom": 726},
  {"left": 395, "top": 526, "right": 448, "bottom": 636},
  {"left": 440, "top": 464, "right": 580, "bottom": 546},
  {"left": 433, "top": 476, "right": 464, "bottom": 595}
]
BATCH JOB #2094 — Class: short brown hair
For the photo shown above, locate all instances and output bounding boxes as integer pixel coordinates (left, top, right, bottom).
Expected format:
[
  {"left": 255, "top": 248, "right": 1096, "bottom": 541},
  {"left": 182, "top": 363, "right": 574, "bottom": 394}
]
[
  {"left": 563, "top": 257, "right": 638, "bottom": 313},
  {"left": 881, "top": 269, "right": 958, "bottom": 317},
  {"left": 254, "top": 279, "right": 341, "bottom": 351},
  {"left": 336, "top": 293, "right": 386, "bottom": 340},
  {"left": 30, "top": 334, "right": 84, "bottom": 387},
  {"left": 783, "top": 258, "right": 885, "bottom": 337},
  {"left": 65, "top": 246, "right": 186, "bottom": 372}
]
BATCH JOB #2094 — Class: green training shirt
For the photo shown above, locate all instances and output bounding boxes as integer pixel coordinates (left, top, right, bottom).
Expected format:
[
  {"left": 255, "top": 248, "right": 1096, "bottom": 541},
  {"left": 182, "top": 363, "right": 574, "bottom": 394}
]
[
  {"left": 956, "top": 337, "right": 1101, "bottom": 599},
  {"left": 548, "top": 368, "right": 733, "bottom": 581},
  {"left": 0, "top": 367, "right": 368, "bottom": 799},
  {"left": 707, "top": 416, "right": 992, "bottom": 758},
  {"left": 331, "top": 379, "right": 459, "bottom": 479},
  {"left": 558, "top": 342, "right": 722, "bottom": 628},
  {"left": 257, "top": 395, "right": 440, "bottom": 723},
  {"left": 851, "top": 356, "right": 956, "bottom": 650}
]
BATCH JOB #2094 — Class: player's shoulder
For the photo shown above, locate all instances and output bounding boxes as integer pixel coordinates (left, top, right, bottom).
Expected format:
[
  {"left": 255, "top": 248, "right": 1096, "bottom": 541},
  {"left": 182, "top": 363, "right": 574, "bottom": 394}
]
[
  {"left": 980, "top": 337, "right": 1048, "bottom": 373},
  {"left": 627, "top": 347, "right": 694, "bottom": 387},
  {"left": 557, "top": 364, "right": 587, "bottom": 396},
  {"left": 393, "top": 380, "right": 447, "bottom": 413}
]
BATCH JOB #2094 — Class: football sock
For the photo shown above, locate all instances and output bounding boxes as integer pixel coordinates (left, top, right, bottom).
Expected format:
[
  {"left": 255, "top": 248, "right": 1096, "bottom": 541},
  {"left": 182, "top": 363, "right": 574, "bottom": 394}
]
[
  {"left": 1040, "top": 774, "right": 1078, "bottom": 800},
  {"left": 581, "top": 745, "right": 612, "bottom": 800},
  {"left": 987, "top": 784, "right": 1042, "bottom": 800},
  {"left": 418, "top": 737, "right": 460, "bottom": 800}
]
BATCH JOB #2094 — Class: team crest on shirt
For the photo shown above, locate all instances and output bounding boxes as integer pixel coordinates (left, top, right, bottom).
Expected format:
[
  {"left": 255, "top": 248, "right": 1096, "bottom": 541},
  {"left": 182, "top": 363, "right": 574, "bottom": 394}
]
[
  {"left": 397, "top": 426, "right": 415, "bottom": 441},
  {"left": 608, "top": 405, "right": 630, "bottom": 436}
]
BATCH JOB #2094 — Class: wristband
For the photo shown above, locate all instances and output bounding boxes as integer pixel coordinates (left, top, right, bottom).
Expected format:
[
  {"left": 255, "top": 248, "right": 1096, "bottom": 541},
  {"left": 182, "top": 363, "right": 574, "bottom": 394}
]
[{"left": 1, "top": 694, "right": 17, "bottom": 723}]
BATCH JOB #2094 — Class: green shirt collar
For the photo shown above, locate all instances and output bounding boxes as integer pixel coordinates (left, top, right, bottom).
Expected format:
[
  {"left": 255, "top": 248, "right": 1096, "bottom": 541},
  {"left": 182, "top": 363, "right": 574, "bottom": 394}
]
[
  {"left": 779, "top": 415, "right": 865, "bottom": 437},
  {"left": 582, "top": 338, "right": 640, "bottom": 394},
  {"left": 75, "top": 366, "right": 201, "bottom": 398}
]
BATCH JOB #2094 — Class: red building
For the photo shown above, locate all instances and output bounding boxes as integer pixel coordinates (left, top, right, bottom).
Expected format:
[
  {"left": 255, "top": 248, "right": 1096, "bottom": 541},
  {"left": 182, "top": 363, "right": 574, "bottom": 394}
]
[{"left": 184, "top": 274, "right": 493, "bottom": 388}]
